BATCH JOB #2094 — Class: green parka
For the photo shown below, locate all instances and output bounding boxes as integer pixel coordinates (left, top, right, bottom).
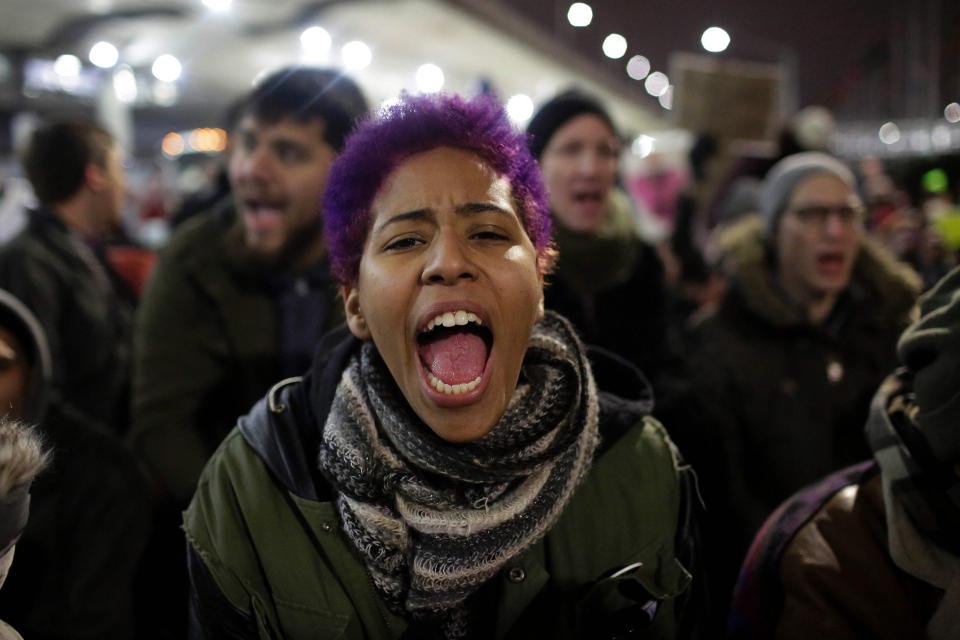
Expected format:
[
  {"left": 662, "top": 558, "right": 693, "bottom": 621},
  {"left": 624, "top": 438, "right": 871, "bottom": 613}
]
[{"left": 184, "top": 331, "right": 701, "bottom": 639}]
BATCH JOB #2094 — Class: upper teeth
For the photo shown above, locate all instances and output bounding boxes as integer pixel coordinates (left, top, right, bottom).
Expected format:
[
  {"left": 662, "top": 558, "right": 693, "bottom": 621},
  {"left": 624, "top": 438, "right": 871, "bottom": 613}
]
[{"left": 423, "top": 310, "right": 483, "bottom": 333}]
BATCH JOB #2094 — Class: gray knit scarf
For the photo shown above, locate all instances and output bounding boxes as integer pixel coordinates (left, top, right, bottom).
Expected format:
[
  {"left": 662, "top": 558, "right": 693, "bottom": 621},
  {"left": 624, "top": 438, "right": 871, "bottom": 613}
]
[{"left": 317, "top": 311, "right": 600, "bottom": 637}]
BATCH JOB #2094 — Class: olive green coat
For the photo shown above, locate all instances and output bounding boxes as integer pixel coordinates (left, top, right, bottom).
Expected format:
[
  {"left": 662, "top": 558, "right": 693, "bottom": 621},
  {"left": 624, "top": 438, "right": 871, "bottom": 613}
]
[{"left": 184, "top": 342, "right": 698, "bottom": 639}]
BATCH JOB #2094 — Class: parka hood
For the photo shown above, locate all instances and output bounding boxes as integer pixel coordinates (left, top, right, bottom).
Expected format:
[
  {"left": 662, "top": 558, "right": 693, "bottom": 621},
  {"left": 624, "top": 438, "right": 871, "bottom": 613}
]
[
  {"left": 720, "top": 216, "right": 920, "bottom": 329},
  {"left": 0, "top": 288, "right": 51, "bottom": 423}
]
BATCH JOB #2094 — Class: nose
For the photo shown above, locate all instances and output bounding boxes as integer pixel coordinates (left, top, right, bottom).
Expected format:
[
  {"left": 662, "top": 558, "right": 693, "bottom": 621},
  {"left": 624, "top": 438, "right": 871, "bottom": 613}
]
[
  {"left": 823, "top": 210, "right": 851, "bottom": 237},
  {"left": 421, "top": 231, "right": 477, "bottom": 285},
  {"left": 576, "top": 149, "right": 602, "bottom": 177},
  {"left": 236, "top": 145, "right": 273, "bottom": 184}
]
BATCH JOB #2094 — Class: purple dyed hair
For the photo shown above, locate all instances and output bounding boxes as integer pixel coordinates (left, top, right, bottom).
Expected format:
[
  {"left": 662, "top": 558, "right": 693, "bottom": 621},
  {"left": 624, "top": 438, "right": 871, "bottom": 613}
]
[{"left": 323, "top": 92, "right": 552, "bottom": 284}]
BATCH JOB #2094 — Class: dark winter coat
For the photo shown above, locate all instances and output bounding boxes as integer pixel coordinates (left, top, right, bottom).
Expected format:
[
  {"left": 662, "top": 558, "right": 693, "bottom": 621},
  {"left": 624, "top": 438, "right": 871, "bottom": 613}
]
[
  {"left": 0, "top": 289, "right": 150, "bottom": 640},
  {"left": 0, "top": 208, "right": 135, "bottom": 431},
  {"left": 131, "top": 204, "right": 342, "bottom": 505},
  {"left": 692, "top": 222, "right": 919, "bottom": 548},
  {"left": 184, "top": 328, "right": 703, "bottom": 639}
]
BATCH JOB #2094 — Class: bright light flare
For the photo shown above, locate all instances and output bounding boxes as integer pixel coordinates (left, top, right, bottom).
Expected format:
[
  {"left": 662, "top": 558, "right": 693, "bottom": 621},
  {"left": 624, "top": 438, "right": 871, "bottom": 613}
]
[
  {"left": 54, "top": 54, "right": 81, "bottom": 77},
  {"left": 645, "top": 71, "right": 669, "bottom": 97},
  {"left": 946, "top": 102, "right": 960, "bottom": 124},
  {"left": 202, "top": 0, "right": 232, "bottom": 10},
  {"left": 701, "top": 27, "right": 731, "bottom": 53},
  {"left": 878, "top": 122, "right": 901, "bottom": 145},
  {"left": 602, "top": 34, "right": 628, "bottom": 59},
  {"left": 341, "top": 41, "right": 372, "bottom": 71},
  {"left": 113, "top": 65, "right": 138, "bottom": 103},
  {"left": 300, "top": 26, "right": 331, "bottom": 55},
  {"left": 659, "top": 86, "right": 674, "bottom": 110},
  {"left": 567, "top": 3, "right": 593, "bottom": 27},
  {"left": 416, "top": 63, "right": 445, "bottom": 93},
  {"left": 89, "top": 41, "right": 119, "bottom": 68},
  {"left": 626, "top": 55, "right": 650, "bottom": 80},
  {"left": 506, "top": 94, "right": 534, "bottom": 124},
  {"left": 152, "top": 55, "right": 182, "bottom": 82},
  {"left": 162, "top": 132, "right": 185, "bottom": 157}
]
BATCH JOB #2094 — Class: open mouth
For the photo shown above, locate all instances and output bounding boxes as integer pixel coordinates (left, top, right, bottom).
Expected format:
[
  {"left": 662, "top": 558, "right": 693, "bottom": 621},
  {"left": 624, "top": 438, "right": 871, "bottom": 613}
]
[
  {"left": 242, "top": 198, "right": 285, "bottom": 230},
  {"left": 572, "top": 190, "right": 604, "bottom": 205},
  {"left": 816, "top": 251, "right": 847, "bottom": 274},
  {"left": 416, "top": 310, "right": 493, "bottom": 397}
]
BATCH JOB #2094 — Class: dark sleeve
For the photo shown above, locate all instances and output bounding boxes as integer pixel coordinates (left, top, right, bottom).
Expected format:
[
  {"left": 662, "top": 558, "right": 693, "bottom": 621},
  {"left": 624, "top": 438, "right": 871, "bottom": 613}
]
[
  {"left": 131, "top": 248, "right": 228, "bottom": 505},
  {"left": 187, "top": 542, "right": 259, "bottom": 640}
]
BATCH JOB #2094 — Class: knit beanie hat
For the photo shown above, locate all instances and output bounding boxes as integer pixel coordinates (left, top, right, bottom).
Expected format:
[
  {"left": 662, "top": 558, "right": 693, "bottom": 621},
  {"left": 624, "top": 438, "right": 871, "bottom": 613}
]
[
  {"left": 526, "top": 90, "right": 617, "bottom": 160},
  {"left": 759, "top": 151, "right": 856, "bottom": 238},
  {"left": 898, "top": 265, "right": 960, "bottom": 464}
]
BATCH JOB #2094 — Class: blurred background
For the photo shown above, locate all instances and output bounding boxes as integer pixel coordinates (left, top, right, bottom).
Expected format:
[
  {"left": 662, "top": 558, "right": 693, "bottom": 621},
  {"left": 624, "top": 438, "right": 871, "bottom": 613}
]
[{"left": 2, "top": 0, "right": 960, "bottom": 272}]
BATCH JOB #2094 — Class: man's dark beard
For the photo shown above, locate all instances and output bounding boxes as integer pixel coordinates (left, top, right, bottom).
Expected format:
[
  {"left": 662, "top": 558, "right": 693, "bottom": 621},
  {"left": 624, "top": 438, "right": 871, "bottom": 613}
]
[{"left": 237, "top": 219, "right": 325, "bottom": 274}]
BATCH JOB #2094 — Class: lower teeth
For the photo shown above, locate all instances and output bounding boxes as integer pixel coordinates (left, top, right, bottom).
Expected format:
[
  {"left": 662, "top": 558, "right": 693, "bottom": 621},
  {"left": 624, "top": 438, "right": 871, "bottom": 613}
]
[{"left": 427, "top": 372, "right": 482, "bottom": 395}]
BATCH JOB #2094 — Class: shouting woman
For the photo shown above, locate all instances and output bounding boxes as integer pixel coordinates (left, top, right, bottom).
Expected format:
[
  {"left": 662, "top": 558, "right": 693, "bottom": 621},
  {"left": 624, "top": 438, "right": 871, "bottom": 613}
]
[{"left": 185, "top": 93, "right": 700, "bottom": 639}]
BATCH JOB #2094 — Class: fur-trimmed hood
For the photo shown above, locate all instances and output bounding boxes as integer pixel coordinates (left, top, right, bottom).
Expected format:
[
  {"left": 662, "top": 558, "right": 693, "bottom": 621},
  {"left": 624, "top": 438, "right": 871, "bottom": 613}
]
[{"left": 720, "top": 216, "right": 920, "bottom": 329}]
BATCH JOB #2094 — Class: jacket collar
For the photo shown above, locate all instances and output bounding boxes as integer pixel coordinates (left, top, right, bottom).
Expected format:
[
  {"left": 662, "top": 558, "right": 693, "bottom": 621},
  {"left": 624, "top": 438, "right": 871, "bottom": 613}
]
[{"left": 722, "top": 217, "right": 919, "bottom": 329}]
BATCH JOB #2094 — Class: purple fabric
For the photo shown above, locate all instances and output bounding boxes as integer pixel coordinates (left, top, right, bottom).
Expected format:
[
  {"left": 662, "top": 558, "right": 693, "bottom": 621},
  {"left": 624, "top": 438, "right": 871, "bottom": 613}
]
[
  {"left": 728, "top": 460, "right": 878, "bottom": 639},
  {"left": 323, "top": 93, "right": 551, "bottom": 284}
]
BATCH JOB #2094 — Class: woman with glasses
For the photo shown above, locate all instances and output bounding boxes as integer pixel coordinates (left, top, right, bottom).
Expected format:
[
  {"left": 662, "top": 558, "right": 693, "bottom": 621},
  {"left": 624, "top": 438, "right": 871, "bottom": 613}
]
[{"left": 689, "top": 152, "right": 920, "bottom": 614}]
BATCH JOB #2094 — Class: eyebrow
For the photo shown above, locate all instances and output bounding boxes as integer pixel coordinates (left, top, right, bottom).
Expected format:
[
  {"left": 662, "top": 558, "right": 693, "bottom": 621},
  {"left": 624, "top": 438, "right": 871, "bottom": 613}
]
[{"left": 373, "top": 202, "right": 514, "bottom": 234}]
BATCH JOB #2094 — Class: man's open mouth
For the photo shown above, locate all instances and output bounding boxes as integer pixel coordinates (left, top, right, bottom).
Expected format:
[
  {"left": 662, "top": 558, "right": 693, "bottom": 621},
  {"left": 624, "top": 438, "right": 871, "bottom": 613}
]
[
  {"left": 816, "top": 251, "right": 847, "bottom": 273},
  {"left": 242, "top": 199, "right": 285, "bottom": 229},
  {"left": 416, "top": 310, "right": 493, "bottom": 396}
]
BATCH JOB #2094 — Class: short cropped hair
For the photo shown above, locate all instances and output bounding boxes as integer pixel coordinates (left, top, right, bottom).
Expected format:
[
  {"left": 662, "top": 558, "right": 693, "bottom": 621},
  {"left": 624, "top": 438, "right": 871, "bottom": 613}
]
[
  {"left": 324, "top": 92, "right": 552, "bottom": 284},
  {"left": 236, "top": 66, "right": 368, "bottom": 152},
  {"left": 0, "top": 418, "right": 48, "bottom": 498},
  {"left": 22, "top": 121, "right": 114, "bottom": 205}
]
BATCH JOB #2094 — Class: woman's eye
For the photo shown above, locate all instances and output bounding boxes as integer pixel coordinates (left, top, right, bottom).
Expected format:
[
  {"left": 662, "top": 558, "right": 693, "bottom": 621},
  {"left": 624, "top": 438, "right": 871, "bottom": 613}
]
[
  {"left": 384, "top": 236, "right": 422, "bottom": 251},
  {"left": 472, "top": 230, "right": 509, "bottom": 241}
]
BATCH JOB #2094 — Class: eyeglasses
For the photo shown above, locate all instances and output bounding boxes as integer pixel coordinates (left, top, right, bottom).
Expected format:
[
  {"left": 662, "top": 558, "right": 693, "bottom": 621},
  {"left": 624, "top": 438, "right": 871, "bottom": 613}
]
[{"left": 786, "top": 205, "right": 864, "bottom": 228}]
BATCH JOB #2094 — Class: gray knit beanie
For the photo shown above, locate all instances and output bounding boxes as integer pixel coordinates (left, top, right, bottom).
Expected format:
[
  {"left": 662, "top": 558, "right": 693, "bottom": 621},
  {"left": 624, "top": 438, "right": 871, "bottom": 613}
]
[
  {"left": 898, "top": 265, "right": 960, "bottom": 464},
  {"left": 759, "top": 151, "right": 856, "bottom": 238}
]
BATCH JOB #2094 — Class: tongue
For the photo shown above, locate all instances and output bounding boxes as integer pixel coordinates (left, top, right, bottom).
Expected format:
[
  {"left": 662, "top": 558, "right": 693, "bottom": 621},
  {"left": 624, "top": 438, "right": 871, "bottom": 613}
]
[{"left": 419, "top": 331, "right": 488, "bottom": 385}]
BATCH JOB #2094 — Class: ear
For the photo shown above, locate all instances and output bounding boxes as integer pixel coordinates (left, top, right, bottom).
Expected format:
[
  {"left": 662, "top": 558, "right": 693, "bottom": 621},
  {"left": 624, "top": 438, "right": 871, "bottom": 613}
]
[
  {"left": 84, "top": 163, "right": 108, "bottom": 193},
  {"left": 341, "top": 284, "right": 372, "bottom": 341}
]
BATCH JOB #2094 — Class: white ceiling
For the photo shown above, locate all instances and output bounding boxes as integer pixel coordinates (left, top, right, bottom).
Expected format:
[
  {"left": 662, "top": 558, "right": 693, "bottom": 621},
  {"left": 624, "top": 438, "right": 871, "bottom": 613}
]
[{"left": 2, "top": 0, "right": 667, "bottom": 138}]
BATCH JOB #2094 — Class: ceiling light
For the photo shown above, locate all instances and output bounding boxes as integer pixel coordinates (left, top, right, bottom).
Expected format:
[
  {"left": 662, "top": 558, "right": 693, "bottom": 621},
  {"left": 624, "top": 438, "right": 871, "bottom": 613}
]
[
  {"left": 701, "top": 27, "right": 731, "bottom": 53},
  {"left": 506, "top": 94, "right": 534, "bottom": 124},
  {"left": 341, "top": 41, "right": 372, "bottom": 71},
  {"left": 161, "top": 132, "right": 185, "bottom": 158},
  {"left": 416, "top": 63, "right": 444, "bottom": 93},
  {"left": 300, "top": 26, "right": 331, "bottom": 55},
  {"left": 602, "top": 34, "right": 628, "bottom": 59},
  {"left": 644, "top": 71, "right": 669, "bottom": 97},
  {"left": 113, "top": 65, "right": 138, "bottom": 103},
  {"left": 152, "top": 55, "right": 182, "bottom": 82},
  {"left": 567, "top": 3, "right": 593, "bottom": 27},
  {"left": 658, "top": 86, "right": 674, "bottom": 110},
  {"left": 89, "top": 41, "right": 119, "bottom": 69},
  {"left": 878, "top": 122, "right": 901, "bottom": 145},
  {"left": 946, "top": 102, "right": 960, "bottom": 124},
  {"left": 54, "top": 54, "right": 81, "bottom": 77},
  {"left": 626, "top": 55, "right": 650, "bottom": 80}
]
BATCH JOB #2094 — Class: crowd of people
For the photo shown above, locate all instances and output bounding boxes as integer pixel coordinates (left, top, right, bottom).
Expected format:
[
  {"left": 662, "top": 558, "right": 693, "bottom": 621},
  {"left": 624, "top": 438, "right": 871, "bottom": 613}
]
[{"left": 0, "top": 63, "right": 957, "bottom": 639}]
